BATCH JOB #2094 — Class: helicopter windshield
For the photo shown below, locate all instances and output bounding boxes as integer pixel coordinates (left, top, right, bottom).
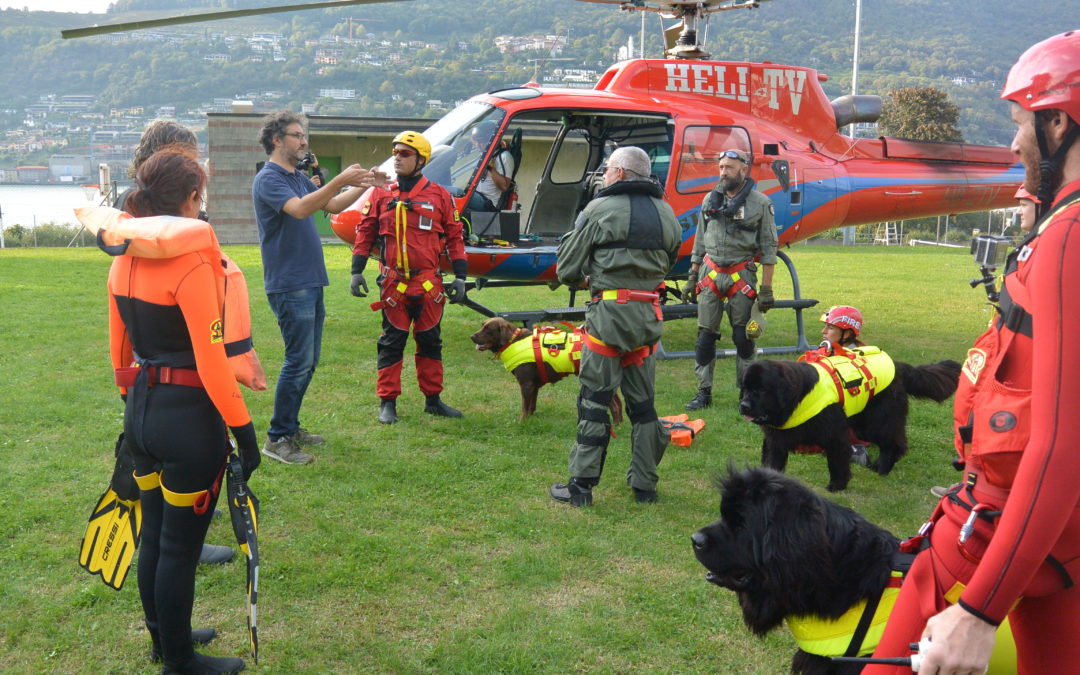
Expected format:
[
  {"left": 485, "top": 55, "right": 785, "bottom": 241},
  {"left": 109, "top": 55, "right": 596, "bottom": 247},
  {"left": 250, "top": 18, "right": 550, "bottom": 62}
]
[{"left": 377, "top": 101, "right": 507, "bottom": 195}]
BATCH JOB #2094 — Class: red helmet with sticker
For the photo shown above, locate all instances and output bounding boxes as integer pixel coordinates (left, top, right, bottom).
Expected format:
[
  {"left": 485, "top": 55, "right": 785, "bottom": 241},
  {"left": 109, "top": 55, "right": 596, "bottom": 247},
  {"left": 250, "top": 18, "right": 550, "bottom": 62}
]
[
  {"left": 820, "top": 305, "right": 863, "bottom": 336},
  {"left": 1000, "top": 30, "right": 1080, "bottom": 123},
  {"left": 1014, "top": 185, "right": 1041, "bottom": 204}
]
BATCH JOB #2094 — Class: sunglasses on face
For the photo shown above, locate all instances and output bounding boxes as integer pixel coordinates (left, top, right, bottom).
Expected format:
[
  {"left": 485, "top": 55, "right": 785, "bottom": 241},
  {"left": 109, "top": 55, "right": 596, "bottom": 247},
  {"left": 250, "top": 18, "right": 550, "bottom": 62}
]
[
  {"left": 392, "top": 149, "right": 417, "bottom": 158},
  {"left": 719, "top": 150, "right": 747, "bottom": 163}
]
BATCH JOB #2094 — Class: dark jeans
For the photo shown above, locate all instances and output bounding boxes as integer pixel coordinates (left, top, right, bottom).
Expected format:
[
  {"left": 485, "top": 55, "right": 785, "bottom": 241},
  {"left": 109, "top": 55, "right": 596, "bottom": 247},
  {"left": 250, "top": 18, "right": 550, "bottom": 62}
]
[{"left": 267, "top": 286, "right": 324, "bottom": 440}]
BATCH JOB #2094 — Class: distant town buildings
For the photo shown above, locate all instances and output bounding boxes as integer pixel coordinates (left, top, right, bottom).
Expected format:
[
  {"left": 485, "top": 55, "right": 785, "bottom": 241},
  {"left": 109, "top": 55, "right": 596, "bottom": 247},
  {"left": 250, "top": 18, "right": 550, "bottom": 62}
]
[{"left": 1, "top": 25, "right": 588, "bottom": 184}]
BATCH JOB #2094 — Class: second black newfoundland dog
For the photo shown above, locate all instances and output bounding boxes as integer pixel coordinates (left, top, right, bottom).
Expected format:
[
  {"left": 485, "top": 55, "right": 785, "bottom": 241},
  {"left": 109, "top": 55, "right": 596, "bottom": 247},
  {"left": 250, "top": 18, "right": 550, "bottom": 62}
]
[
  {"left": 740, "top": 356, "right": 961, "bottom": 491},
  {"left": 692, "top": 467, "right": 901, "bottom": 674}
]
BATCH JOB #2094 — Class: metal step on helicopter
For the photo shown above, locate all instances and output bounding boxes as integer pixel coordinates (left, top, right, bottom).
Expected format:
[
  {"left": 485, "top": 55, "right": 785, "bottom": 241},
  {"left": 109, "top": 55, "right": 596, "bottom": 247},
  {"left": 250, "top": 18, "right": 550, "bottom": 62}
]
[{"left": 63, "top": 0, "right": 1023, "bottom": 355}]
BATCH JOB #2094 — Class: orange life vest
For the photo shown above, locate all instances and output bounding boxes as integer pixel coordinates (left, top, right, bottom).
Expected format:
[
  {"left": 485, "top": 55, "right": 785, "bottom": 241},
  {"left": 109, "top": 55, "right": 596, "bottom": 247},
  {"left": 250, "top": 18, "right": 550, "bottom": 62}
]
[{"left": 76, "top": 206, "right": 266, "bottom": 391}]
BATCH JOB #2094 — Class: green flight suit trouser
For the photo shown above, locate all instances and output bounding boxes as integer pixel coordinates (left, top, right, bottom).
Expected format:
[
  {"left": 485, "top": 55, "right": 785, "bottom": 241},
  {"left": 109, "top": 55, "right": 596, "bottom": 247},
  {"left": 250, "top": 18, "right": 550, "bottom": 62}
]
[
  {"left": 695, "top": 265, "right": 758, "bottom": 387},
  {"left": 568, "top": 347, "right": 671, "bottom": 491}
]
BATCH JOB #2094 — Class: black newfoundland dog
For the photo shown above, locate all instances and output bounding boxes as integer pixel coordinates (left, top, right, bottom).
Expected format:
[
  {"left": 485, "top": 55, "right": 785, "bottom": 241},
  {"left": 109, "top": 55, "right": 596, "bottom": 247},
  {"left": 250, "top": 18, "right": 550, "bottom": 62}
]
[
  {"left": 692, "top": 467, "right": 900, "bottom": 674},
  {"left": 740, "top": 357, "right": 961, "bottom": 491}
]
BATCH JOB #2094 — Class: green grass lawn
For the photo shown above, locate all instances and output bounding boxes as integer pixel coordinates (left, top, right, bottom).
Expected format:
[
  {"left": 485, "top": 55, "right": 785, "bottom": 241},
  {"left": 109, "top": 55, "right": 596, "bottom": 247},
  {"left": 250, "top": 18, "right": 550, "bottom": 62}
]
[{"left": 0, "top": 243, "right": 991, "bottom": 673}]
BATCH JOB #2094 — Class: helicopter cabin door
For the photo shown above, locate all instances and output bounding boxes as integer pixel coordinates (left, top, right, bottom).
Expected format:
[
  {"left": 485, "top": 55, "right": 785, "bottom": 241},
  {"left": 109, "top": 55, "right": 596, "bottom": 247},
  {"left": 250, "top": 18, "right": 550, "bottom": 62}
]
[{"left": 526, "top": 126, "right": 592, "bottom": 237}]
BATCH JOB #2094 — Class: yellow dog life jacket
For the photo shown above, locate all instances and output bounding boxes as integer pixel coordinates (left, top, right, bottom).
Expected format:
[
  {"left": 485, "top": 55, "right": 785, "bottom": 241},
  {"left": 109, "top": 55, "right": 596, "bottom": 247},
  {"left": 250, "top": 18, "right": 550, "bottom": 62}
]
[
  {"left": 497, "top": 327, "right": 583, "bottom": 379},
  {"left": 786, "top": 572, "right": 903, "bottom": 657},
  {"left": 776, "top": 346, "right": 895, "bottom": 429}
]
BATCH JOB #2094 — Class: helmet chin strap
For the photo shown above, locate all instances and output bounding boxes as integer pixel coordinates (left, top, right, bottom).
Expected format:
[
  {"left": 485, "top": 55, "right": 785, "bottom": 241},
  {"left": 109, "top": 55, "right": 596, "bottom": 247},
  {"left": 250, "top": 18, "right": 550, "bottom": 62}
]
[{"left": 1034, "top": 114, "right": 1080, "bottom": 215}]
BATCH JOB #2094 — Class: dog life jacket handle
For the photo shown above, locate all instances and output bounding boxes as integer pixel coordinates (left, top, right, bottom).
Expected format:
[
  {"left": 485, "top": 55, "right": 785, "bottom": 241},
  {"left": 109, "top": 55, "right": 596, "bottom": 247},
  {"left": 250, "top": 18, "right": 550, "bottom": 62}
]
[
  {"left": 530, "top": 327, "right": 583, "bottom": 384},
  {"left": 697, "top": 255, "right": 759, "bottom": 301},
  {"left": 803, "top": 347, "right": 877, "bottom": 407}
]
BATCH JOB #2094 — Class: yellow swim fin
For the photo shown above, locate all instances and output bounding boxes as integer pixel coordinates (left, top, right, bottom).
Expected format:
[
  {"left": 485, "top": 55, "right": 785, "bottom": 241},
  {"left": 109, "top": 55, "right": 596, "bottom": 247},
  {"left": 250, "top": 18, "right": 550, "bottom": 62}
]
[{"left": 79, "top": 486, "right": 142, "bottom": 590}]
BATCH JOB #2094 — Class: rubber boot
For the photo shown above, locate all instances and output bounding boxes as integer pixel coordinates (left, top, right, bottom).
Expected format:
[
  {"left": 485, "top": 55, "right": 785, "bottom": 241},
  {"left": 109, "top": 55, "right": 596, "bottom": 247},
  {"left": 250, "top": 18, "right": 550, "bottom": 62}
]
[
  {"left": 685, "top": 387, "right": 712, "bottom": 411},
  {"left": 161, "top": 650, "right": 245, "bottom": 674},
  {"left": 378, "top": 399, "right": 398, "bottom": 425},
  {"left": 549, "top": 477, "right": 594, "bottom": 507},
  {"left": 147, "top": 621, "right": 218, "bottom": 663},
  {"left": 424, "top": 394, "right": 462, "bottom": 418},
  {"left": 633, "top": 487, "right": 658, "bottom": 504}
]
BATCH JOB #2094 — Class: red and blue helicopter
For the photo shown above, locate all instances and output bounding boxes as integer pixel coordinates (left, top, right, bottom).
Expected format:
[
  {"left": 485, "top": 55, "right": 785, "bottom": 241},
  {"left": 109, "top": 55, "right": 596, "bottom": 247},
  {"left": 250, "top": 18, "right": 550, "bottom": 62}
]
[{"left": 63, "top": 0, "right": 1023, "bottom": 346}]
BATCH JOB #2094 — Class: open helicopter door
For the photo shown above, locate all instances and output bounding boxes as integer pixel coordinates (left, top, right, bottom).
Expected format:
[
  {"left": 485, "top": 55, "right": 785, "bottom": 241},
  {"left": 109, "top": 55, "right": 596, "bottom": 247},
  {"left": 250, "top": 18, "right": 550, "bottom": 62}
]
[{"left": 525, "top": 125, "right": 596, "bottom": 238}]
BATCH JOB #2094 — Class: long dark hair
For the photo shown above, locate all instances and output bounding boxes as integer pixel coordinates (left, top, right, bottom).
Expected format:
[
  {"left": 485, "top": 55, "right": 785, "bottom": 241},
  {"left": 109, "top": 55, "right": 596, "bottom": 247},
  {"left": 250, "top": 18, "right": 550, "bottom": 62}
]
[{"left": 126, "top": 144, "right": 206, "bottom": 218}]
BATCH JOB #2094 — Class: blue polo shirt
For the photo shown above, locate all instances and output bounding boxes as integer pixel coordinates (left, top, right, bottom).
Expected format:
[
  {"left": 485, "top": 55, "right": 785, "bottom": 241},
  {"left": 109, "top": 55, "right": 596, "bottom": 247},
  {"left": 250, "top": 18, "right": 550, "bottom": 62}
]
[{"left": 252, "top": 161, "right": 329, "bottom": 294}]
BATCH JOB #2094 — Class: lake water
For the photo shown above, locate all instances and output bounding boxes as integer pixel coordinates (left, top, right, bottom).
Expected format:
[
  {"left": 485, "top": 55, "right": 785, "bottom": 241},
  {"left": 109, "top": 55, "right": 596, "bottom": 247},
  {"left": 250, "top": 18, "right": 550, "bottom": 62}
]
[{"left": 0, "top": 184, "right": 115, "bottom": 227}]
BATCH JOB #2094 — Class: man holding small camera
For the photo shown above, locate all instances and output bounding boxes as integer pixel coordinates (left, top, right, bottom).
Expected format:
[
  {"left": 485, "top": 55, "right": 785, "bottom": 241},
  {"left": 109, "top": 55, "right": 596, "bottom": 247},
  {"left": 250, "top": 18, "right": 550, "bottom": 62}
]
[{"left": 253, "top": 110, "right": 380, "bottom": 464}]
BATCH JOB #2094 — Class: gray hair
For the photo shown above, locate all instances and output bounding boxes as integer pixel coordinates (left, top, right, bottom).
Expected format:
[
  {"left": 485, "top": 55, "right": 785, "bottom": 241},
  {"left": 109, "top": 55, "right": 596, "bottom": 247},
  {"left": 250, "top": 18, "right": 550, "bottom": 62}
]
[
  {"left": 607, "top": 146, "right": 651, "bottom": 180},
  {"left": 128, "top": 120, "right": 197, "bottom": 178}
]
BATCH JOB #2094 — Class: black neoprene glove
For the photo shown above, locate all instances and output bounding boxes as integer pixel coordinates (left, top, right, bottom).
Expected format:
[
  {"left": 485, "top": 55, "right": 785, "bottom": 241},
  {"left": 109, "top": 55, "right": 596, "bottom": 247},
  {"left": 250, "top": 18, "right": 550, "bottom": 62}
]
[
  {"left": 447, "top": 259, "right": 468, "bottom": 305},
  {"left": 230, "top": 422, "right": 261, "bottom": 480},
  {"left": 350, "top": 254, "right": 369, "bottom": 298},
  {"left": 757, "top": 284, "right": 775, "bottom": 312}
]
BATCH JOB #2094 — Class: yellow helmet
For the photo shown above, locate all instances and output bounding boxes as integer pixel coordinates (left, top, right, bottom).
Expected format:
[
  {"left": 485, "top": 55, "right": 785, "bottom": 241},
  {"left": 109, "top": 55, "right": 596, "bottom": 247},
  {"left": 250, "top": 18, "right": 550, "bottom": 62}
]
[{"left": 392, "top": 130, "right": 431, "bottom": 163}]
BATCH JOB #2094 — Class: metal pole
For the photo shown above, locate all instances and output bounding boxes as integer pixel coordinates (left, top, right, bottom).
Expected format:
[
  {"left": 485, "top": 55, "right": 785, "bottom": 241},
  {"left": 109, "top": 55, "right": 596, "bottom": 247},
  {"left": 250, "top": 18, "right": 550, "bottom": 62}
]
[{"left": 849, "top": 0, "right": 862, "bottom": 137}]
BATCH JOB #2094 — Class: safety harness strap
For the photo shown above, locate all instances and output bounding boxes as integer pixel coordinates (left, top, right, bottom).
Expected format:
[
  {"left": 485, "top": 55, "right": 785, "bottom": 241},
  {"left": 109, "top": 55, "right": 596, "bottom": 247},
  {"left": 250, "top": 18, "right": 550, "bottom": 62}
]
[
  {"left": 115, "top": 366, "right": 203, "bottom": 389},
  {"left": 582, "top": 328, "right": 657, "bottom": 368},
  {"left": 697, "top": 255, "right": 758, "bottom": 301},
  {"left": 593, "top": 287, "right": 663, "bottom": 321},
  {"left": 159, "top": 461, "right": 226, "bottom": 515}
]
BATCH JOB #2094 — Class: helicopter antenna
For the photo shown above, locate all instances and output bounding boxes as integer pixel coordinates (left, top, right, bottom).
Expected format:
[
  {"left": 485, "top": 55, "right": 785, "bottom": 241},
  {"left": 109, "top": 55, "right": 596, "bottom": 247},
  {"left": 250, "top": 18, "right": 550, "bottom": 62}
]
[{"left": 574, "top": 0, "right": 773, "bottom": 59}]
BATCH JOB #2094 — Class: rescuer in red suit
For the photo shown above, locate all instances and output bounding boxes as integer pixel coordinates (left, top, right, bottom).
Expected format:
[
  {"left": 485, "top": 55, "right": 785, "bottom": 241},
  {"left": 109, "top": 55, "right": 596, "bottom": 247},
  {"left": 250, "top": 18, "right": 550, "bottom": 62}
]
[
  {"left": 350, "top": 131, "right": 468, "bottom": 424},
  {"left": 867, "top": 30, "right": 1080, "bottom": 674}
]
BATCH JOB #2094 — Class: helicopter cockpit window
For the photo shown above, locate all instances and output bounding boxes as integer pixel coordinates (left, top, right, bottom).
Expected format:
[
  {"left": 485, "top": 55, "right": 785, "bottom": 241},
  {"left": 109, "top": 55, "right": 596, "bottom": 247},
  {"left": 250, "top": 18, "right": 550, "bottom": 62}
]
[
  {"left": 676, "top": 126, "right": 752, "bottom": 194},
  {"left": 376, "top": 101, "right": 507, "bottom": 195}
]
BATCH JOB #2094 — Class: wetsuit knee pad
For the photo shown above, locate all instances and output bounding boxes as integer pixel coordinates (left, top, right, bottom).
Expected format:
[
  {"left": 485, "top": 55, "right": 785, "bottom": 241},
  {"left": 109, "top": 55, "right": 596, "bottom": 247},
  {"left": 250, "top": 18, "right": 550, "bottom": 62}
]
[
  {"left": 626, "top": 397, "right": 658, "bottom": 425},
  {"left": 731, "top": 326, "right": 754, "bottom": 359},
  {"left": 695, "top": 329, "right": 718, "bottom": 366},
  {"left": 414, "top": 325, "right": 443, "bottom": 361}
]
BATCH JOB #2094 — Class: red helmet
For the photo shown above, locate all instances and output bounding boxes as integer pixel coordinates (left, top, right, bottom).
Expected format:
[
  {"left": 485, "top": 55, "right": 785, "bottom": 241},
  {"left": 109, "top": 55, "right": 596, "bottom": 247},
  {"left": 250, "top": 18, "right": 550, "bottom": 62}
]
[
  {"left": 1000, "top": 30, "right": 1080, "bottom": 123},
  {"left": 1014, "top": 185, "right": 1041, "bottom": 204},
  {"left": 820, "top": 305, "right": 863, "bottom": 336}
]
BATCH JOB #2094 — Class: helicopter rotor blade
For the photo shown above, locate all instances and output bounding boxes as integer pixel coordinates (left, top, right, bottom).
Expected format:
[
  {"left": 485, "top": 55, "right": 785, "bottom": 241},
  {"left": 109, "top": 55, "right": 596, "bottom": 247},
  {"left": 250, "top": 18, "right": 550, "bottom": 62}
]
[{"left": 62, "top": 0, "right": 412, "bottom": 40}]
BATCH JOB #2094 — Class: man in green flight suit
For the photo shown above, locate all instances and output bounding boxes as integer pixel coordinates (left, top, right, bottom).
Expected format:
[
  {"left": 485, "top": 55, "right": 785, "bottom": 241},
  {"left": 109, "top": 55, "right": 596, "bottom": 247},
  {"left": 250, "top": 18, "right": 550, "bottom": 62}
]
[
  {"left": 683, "top": 148, "right": 778, "bottom": 409},
  {"left": 549, "top": 146, "right": 682, "bottom": 507}
]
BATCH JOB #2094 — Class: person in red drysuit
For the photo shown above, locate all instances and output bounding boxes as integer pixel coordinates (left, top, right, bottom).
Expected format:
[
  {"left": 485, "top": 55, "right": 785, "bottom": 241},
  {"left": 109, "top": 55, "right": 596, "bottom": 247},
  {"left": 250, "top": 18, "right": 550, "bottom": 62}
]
[
  {"left": 867, "top": 30, "right": 1080, "bottom": 674},
  {"left": 350, "top": 130, "right": 468, "bottom": 424}
]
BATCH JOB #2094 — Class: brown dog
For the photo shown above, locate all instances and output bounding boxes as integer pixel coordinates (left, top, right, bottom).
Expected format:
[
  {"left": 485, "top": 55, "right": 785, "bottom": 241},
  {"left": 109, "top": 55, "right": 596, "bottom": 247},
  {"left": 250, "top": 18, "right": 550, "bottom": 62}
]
[{"left": 470, "top": 316, "right": 623, "bottom": 424}]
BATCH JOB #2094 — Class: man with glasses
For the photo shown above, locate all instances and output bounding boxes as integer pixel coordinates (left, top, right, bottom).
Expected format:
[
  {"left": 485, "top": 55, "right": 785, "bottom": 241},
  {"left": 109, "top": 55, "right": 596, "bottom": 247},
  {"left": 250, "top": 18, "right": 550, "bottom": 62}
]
[
  {"left": 350, "top": 130, "right": 468, "bottom": 424},
  {"left": 549, "top": 146, "right": 681, "bottom": 507},
  {"left": 683, "top": 147, "right": 777, "bottom": 409},
  {"left": 253, "top": 110, "right": 378, "bottom": 464}
]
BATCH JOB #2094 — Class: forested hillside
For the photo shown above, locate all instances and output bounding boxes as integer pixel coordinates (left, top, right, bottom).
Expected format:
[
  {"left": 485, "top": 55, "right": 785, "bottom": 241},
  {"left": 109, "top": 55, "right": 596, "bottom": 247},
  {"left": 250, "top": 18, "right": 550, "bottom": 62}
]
[{"left": 0, "top": 0, "right": 1068, "bottom": 145}]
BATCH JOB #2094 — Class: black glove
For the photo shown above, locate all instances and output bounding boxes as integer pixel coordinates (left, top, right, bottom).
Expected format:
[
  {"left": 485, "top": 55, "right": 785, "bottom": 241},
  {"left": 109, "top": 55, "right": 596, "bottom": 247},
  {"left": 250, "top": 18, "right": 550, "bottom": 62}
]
[
  {"left": 683, "top": 271, "right": 698, "bottom": 303},
  {"left": 350, "top": 254, "right": 369, "bottom": 298},
  {"left": 446, "top": 277, "right": 467, "bottom": 304},
  {"left": 757, "top": 284, "right": 775, "bottom": 312},
  {"left": 229, "top": 422, "right": 261, "bottom": 480},
  {"left": 350, "top": 273, "right": 368, "bottom": 297}
]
